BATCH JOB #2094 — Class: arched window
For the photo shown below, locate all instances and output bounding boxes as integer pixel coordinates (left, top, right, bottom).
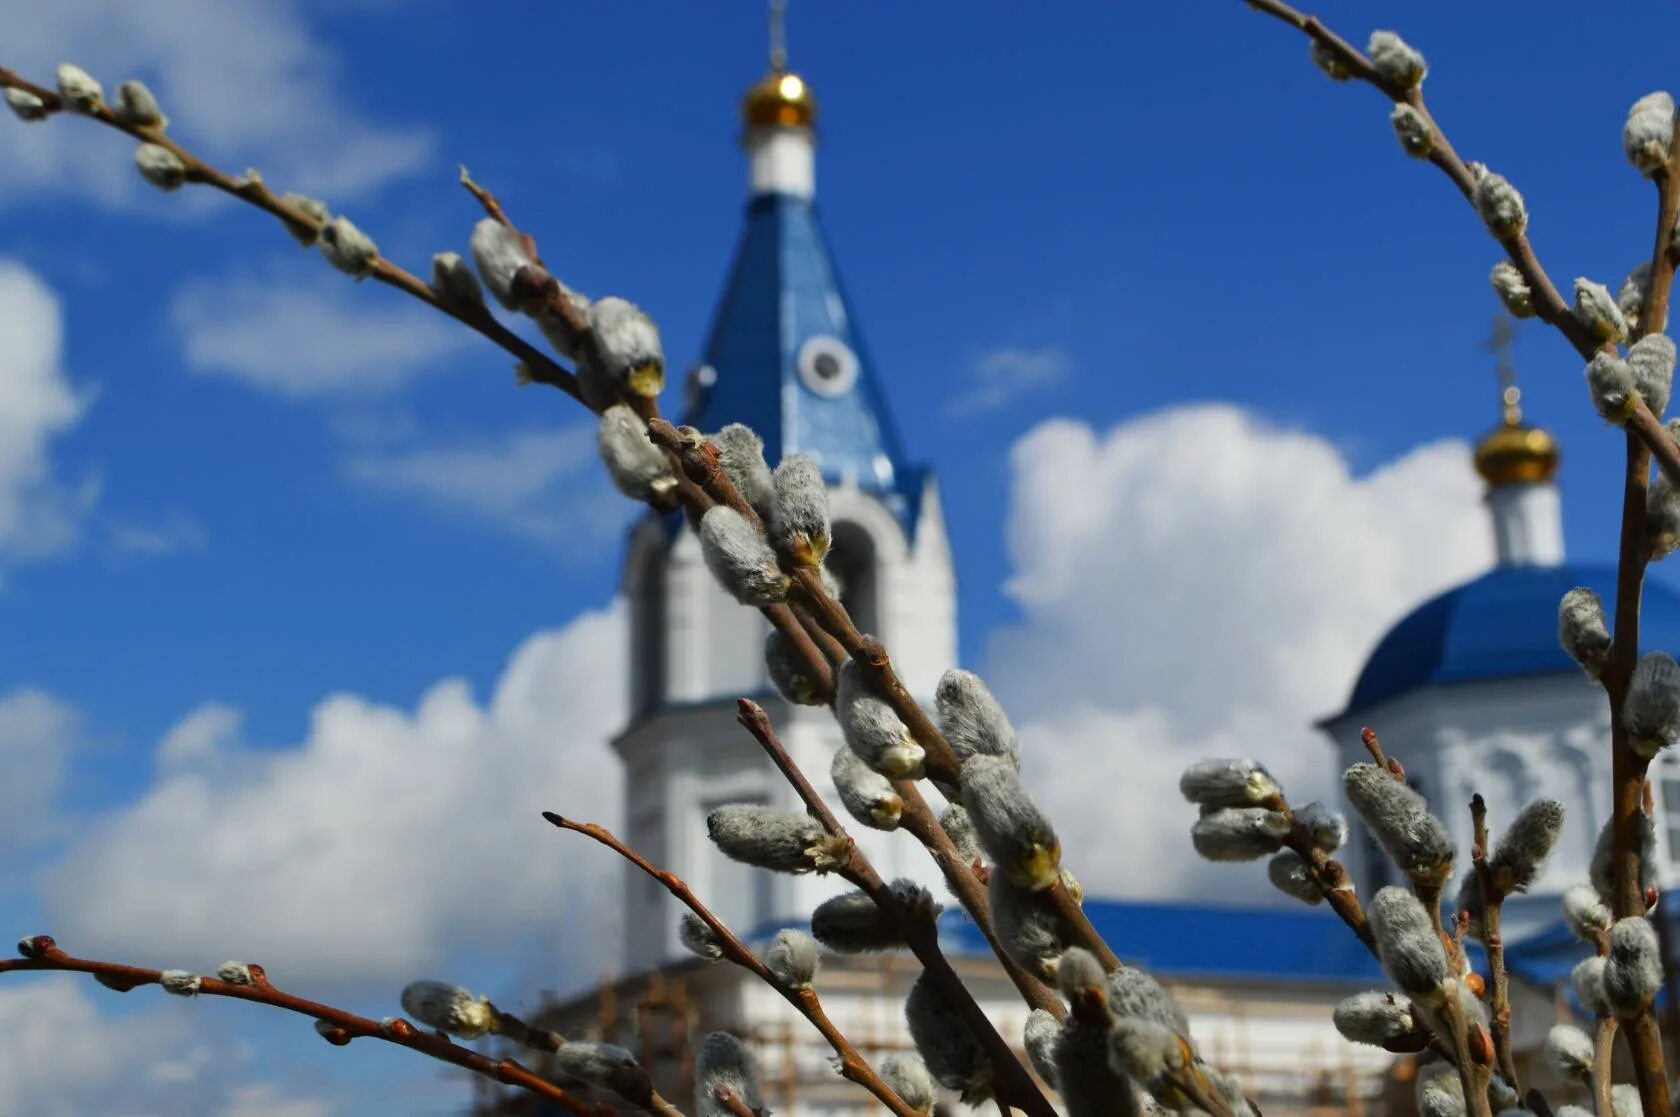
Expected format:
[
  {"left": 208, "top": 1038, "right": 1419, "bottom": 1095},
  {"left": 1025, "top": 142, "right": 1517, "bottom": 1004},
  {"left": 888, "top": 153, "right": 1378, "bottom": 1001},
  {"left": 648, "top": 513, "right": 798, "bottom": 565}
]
[
  {"left": 826, "top": 520, "right": 879, "bottom": 636},
  {"left": 631, "top": 552, "right": 665, "bottom": 716}
]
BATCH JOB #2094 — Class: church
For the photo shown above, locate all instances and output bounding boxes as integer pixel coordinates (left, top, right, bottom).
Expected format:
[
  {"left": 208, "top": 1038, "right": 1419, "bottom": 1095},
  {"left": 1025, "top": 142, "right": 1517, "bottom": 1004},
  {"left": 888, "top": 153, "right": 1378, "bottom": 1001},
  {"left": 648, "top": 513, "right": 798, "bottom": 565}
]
[{"left": 475, "top": 31, "right": 1680, "bottom": 1117}]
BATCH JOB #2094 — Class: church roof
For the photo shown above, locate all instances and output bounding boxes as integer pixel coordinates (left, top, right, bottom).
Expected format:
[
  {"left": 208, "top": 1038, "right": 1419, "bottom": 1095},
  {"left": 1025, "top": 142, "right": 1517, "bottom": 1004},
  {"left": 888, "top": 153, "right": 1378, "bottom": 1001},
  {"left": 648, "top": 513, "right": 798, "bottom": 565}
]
[
  {"left": 940, "top": 898, "right": 1384, "bottom": 985},
  {"left": 686, "top": 193, "right": 924, "bottom": 534},
  {"left": 1334, "top": 563, "right": 1680, "bottom": 717}
]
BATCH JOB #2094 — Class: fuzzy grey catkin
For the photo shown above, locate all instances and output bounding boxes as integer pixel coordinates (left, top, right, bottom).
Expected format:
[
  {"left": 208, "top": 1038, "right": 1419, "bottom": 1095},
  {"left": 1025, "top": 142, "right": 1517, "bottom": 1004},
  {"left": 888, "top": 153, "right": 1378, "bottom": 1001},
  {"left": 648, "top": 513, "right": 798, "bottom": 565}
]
[
  {"left": 114, "top": 80, "right": 165, "bottom": 127},
  {"left": 1332, "top": 991, "right": 1416, "bottom": 1048},
  {"left": 1605, "top": 917, "right": 1663, "bottom": 1017},
  {"left": 1572, "top": 956, "right": 1610, "bottom": 1016},
  {"left": 680, "top": 912, "right": 725, "bottom": 961},
  {"left": 764, "top": 928, "right": 819, "bottom": 988},
  {"left": 1367, "top": 31, "right": 1426, "bottom": 89},
  {"left": 55, "top": 64, "right": 102, "bottom": 112},
  {"left": 1391, "top": 104, "right": 1433, "bottom": 158},
  {"left": 1559, "top": 587, "right": 1612, "bottom": 677},
  {"left": 836, "top": 660, "right": 923, "bottom": 778},
  {"left": 1342, "top": 763, "right": 1455, "bottom": 878},
  {"left": 430, "top": 252, "right": 484, "bottom": 308},
  {"left": 134, "top": 143, "right": 186, "bottom": 190},
  {"left": 215, "top": 961, "right": 254, "bottom": 985},
  {"left": 1106, "top": 1017, "right": 1184, "bottom": 1085},
  {"left": 962, "top": 754, "right": 1060, "bottom": 889},
  {"left": 1564, "top": 882, "right": 1614, "bottom": 940},
  {"left": 1470, "top": 163, "right": 1527, "bottom": 239},
  {"left": 318, "top": 216, "right": 379, "bottom": 278},
  {"left": 705, "top": 803, "right": 846, "bottom": 874},
  {"left": 1575, "top": 278, "right": 1629, "bottom": 344},
  {"left": 880, "top": 1053, "right": 937, "bottom": 1115},
  {"left": 588, "top": 296, "right": 665, "bottom": 399},
  {"left": 1309, "top": 40, "right": 1351, "bottom": 81},
  {"left": 1058, "top": 1007, "right": 1141, "bottom": 1117},
  {"left": 769, "top": 454, "right": 830, "bottom": 566},
  {"left": 279, "top": 193, "right": 329, "bottom": 246},
  {"left": 1622, "top": 262, "right": 1653, "bottom": 330},
  {"left": 1491, "top": 262, "right": 1535, "bottom": 319},
  {"left": 1614, "top": 1084, "right": 1644, "bottom": 1117},
  {"left": 1490, "top": 798, "right": 1566, "bottom": 893},
  {"left": 1267, "top": 850, "right": 1323, "bottom": 905},
  {"left": 941, "top": 803, "right": 985, "bottom": 866},
  {"left": 1416, "top": 1061, "right": 1466, "bottom": 1117},
  {"left": 4, "top": 88, "right": 48, "bottom": 122},
  {"left": 1107, "top": 966, "right": 1189, "bottom": 1034},
  {"left": 1057, "top": 947, "right": 1106, "bottom": 1002},
  {"left": 696, "top": 1032, "right": 765, "bottom": 1117},
  {"left": 1631, "top": 334, "right": 1677, "bottom": 416},
  {"left": 159, "top": 969, "right": 201, "bottom": 997},
  {"left": 555, "top": 1042, "right": 653, "bottom": 1104},
  {"left": 991, "top": 871, "right": 1066, "bottom": 981},
  {"left": 1191, "top": 806, "right": 1290, "bottom": 862},
  {"left": 1367, "top": 886, "right": 1450, "bottom": 1003},
  {"left": 1623, "top": 651, "right": 1680, "bottom": 757},
  {"left": 469, "top": 218, "right": 536, "bottom": 311},
  {"left": 699, "top": 506, "right": 789, "bottom": 606},
  {"left": 1626, "top": 92, "right": 1677, "bottom": 176},
  {"left": 714, "top": 424, "right": 776, "bottom": 523},
  {"left": 764, "top": 630, "right": 825, "bottom": 707},
  {"left": 1296, "top": 800, "right": 1348, "bottom": 853},
  {"left": 1650, "top": 476, "right": 1680, "bottom": 559},
  {"left": 1543, "top": 1023, "right": 1593, "bottom": 1082},
  {"left": 599, "top": 404, "right": 677, "bottom": 504},
  {"left": 1179, "top": 758, "right": 1279, "bottom": 808},
  {"left": 830, "top": 745, "right": 903, "bottom": 829},
  {"left": 905, "top": 972, "right": 992, "bottom": 1101},
  {"left": 936, "top": 669, "right": 1019, "bottom": 766},
  {"left": 811, "top": 880, "right": 936, "bottom": 953},
  {"left": 1023, "top": 1008, "right": 1062, "bottom": 1087},
  {"left": 401, "top": 980, "right": 493, "bottom": 1039},
  {"left": 1587, "top": 352, "right": 1639, "bottom": 423}
]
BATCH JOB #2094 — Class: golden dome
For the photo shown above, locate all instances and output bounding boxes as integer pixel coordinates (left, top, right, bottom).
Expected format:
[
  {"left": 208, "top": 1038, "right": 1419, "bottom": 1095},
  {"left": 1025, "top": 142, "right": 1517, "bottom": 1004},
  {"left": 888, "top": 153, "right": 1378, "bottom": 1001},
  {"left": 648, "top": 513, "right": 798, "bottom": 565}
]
[
  {"left": 1474, "top": 419, "right": 1559, "bottom": 486},
  {"left": 742, "top": 69, "right": 817, "bottom": 128}
]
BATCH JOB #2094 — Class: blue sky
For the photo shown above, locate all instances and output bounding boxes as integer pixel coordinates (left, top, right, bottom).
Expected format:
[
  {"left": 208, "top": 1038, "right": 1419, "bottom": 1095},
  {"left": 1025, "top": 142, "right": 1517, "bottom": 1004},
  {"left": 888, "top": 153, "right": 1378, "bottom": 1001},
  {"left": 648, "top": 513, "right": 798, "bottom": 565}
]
[{"left": 1, "top": 1, "right": 1676, "bottom": 1113}]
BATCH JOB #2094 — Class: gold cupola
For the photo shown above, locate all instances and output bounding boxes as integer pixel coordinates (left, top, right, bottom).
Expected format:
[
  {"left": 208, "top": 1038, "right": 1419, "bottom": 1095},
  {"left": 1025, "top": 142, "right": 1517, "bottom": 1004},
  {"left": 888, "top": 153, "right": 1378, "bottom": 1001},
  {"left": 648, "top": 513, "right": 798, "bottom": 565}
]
[
  {"left": 741, "top": 0, "right": 816, "bottom": 129},
  {"left": 1473, "top": 316, "right": 1559, "bottom": 487}
]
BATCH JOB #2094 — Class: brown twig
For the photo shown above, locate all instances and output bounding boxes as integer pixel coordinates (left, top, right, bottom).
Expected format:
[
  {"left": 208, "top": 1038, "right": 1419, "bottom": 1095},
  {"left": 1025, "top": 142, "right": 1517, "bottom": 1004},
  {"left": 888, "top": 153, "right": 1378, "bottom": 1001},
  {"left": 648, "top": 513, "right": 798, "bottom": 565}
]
[
  {"left": 2, "top": 937, "right": 606, "bottom": 1117},
  {"left": 1469, "top": 794, "right": 1519, "bottom": 1090},
  {"left": 1594, "top": 1015, "right": 1620, "bottom": 1117},
  {"left": 711, "top": 1084, "right": 760, "bottom": 1117},
  {"left": 540, "top": 812, "right": 924, "bottom": 1117},
  {"left": 732, "top": 701, "right": 1062, "bottom": 1116},
  {"left": 487, "top": 1007, "right": 686, "bottom": 1117}
]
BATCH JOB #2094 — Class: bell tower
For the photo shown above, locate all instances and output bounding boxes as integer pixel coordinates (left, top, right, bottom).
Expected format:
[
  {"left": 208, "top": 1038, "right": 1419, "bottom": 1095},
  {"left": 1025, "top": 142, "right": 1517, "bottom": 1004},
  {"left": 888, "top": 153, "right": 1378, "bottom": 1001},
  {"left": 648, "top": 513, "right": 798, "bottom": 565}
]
[{"left": 613, "top": 9, "right": 957, "bottom": 974}]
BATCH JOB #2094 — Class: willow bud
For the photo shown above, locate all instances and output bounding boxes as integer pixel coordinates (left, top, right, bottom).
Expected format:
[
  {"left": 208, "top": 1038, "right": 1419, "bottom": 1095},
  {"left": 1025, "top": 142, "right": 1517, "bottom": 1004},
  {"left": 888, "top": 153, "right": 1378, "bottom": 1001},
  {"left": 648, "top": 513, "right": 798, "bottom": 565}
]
[
  {"left": 696, "top": 1032, "right": 765, "bottom": 1117},
  {"left": 1416, "top": 1061, "right": 1465, "bottom": 1117},
  {"left": 134, "top": 143, "right": 186, "bottom": 191},
  {"left": 430, "top": 252, "right": 484, "bottom": 308},
  {"left": 1650, "top": 475, "right": 1680, "bottom": 560},
  {"left": 1587, "top": 353, "right": 1639, "bottom": 423},
  {"left": 811, "top": 879, "right": 937, "bottom": 953},
  {"left": 1343, "top": 763, "right": 1455, "bottom": 879},
  {"left": 699, "top": 506, "right": 789, "bottom": 606},
  {"left": 880, "top": 1053, "right": 937, "bottom": 1114},
  {"left": 1471, "top": 164, "right": 1527, "bottom": 239},
  {"left": 830, "top": 745, "right": 903, "bottom": 830},
  {"left": 1106, "top": 1018, "right": 1184, "bottom": 1085},
  {"left": 1622, "top": 262, "right": 1653, "bottom": 331},
  {"left": 279, "top": 193, "right": 329, "bottom": 246},
  {"left": 1368, "top": 886, "right": 1450, "bottom": 1004},
  {"left": 836, "top": 660, "right": 922, "bottom": 778},
  {"left": 4, "top": 88, "right": 48, "bottom": 122},
  {"left": 963, "top": 754, "right": 1060, "bottom": 889},
  {"left": 1191, "top": 806, "right": 1289, "bottom": 862},
  {"left": 1179, "top": 758, "right": 1279, "bottom": 808},
  {"left": 318, "top": 216, "right": 379, "bottom": 278},
  {"left": 554, "top": 1042, "right": 652, "bottom": 1104},
  {"left": 1605, "top": 917, "right": 1663, "bottom": 1017},
  {"left": 1572, "top": 956, "right": 1610, "bottom": 1017},
  {"left": 991, "top": 871, "right": 1066, "bottom": 982},
  {"left": 1490, "top": 798, "right": 1566, "bottom": 893},
  {"left": 1559, "top": 587, "right": 1611, "bottom": 677},
  {"left": 1296, "top": 801, "right": 1348, "bottom": 853},
  {"left": 764, "top": 929, "right": 819, "bottom": 989},
  {"left": 1367, "top": 31, "right": 1426, "bottom": 90},
  {"left": 1565, "top": 882, "right": 1614, "bottom": 940},
  {"left": 400, "top": 980, "right": 493, "bottom": 1039},
  {"left": 1108, "top": 967, "right": 1189, "bottom": 1033},
  {"left": 770, "top": 454, "right": 830, "bottom": 566},
  {"left": 113, "top": 80, "right": 165, "bottom": 127},
  {"left": 1309, "top": 41, "right": 1351, "bottom": 81},
  {"left": 1023, "top": 1009, "right": 1062, "bottom": 1087},
  {"left": 598, "top": 404, "right": 677, "bottom": 504},
  {"left": 1490, "top": 262, "right": 1534, "bottom": 318},
  {"left": 1631, "top": 334, "right": 1677, "bottom": 416},
  {"left": 1575, "top": 278, "right": 1629, "bottom": 344},
  {"left": 1544, "top": 1024, "right": 1593, "bottom": 1082},
  {"left": 714, "top": 424, "right": 775, "bottom": 523},
  {"left": 469, "top": 219, "right": 537, "bottom": 311},
  {"left": 588, "top": 297, "right": 664, "bottom": 399},
  {"left": 1391, "top": 104, "right": 1433, "bottom": 158},
  {"left": 1267, "top": 850, "right": 1323, "bottom": 905},
  {"left": 159, "top": 970, "right": 201, "bottom": 997},
  {"left": 1615, "top": 1085, "right": 1645, "bottom": 1117},
  {"left": 1333, "top": 991, "right": 1417, "bottom": 1048},
  {"left": 55, "top": 64, "right": 102, "bottom": 113},
  {"left": 706, "top": 803, "right": 847, "bottom": 874},
  {"left": 905, "top": 972, "right": 992, "bottom": 1102},
  {"left": 1623, "top": 651, "right": 1680, "bottom": 757},
  {"left": 680, "top": 913, "right": 725, "bottom": 962},
  {"left": 1625, "top": 92, "right": 1677, "bottom": 177}
]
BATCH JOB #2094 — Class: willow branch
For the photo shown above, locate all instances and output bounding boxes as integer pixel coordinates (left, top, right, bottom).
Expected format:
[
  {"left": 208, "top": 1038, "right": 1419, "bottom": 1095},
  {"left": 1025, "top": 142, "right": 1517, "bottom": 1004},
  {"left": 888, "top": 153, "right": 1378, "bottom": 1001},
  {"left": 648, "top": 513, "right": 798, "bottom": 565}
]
[
  {"left": 2, "top": 938, "right": 604, "bottom": 1117},
  {"left": 1594, "top": 1016, "right": 1620, "bottom": 1117},
  {"left": 1237, "top": 2, "right": 1680, "bottom": 486},
  {"left": 540, "top": 813, "right": 922, "bottom": 1117},
  {"left": 486, "top": 1007, "right": 685, "bottom": 1117},
  {"left": 1470, "top": 794, "right": 1519, "bottom": 1090}
]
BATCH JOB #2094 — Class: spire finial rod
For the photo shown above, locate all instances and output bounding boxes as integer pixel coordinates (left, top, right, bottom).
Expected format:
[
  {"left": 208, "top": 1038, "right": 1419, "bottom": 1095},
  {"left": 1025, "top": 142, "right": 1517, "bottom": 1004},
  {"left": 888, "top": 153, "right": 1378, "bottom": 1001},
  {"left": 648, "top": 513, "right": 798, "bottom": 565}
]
[
  {"left": 768, "top": 0, "right": 788, "bottom": 72},
  {"left": 1484, "top": 313, "right": 1522, "bottom": 426}
]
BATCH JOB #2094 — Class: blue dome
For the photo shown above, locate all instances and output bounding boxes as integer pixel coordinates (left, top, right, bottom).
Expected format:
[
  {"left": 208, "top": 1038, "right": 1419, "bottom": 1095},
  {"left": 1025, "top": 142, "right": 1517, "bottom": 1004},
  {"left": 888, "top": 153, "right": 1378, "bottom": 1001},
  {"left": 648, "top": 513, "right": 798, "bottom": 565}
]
[{"left": 1341, "top": 564, "right": 1680, "bottom": 714}]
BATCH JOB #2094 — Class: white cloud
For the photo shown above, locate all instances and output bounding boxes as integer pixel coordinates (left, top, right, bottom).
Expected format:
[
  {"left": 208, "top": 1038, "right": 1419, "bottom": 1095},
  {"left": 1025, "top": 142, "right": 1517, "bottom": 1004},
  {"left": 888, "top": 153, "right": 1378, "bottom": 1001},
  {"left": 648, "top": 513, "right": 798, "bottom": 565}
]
[
  {"left": 0, "top": 689, "right": 82, "bottom": 853},
  {"left": 42, "top": 604, "right": 627, "bottom": 986},
  {"left": 984, "top": 404, "right": 1494, "bottom": 900},
  {"left": 0, "top": 976, "right": 335, "bottom": 1117},
  {"left": 0, "top": 259, "right": 96, "bottom": 573},
  {"left": 946, "top": 345, "right": 1070, "bottom": 416},
  {"left": 171, "top": 271, "right": 472, "bottom": 398},
  {"left": 0, "top": 0, "right": 433, "bottom": 207},
  {"left": 343, "top": 425, "right": 635, "bottom": 553},
  {"left": 106, "top": 509, "right": 209, "bottom": 557}
]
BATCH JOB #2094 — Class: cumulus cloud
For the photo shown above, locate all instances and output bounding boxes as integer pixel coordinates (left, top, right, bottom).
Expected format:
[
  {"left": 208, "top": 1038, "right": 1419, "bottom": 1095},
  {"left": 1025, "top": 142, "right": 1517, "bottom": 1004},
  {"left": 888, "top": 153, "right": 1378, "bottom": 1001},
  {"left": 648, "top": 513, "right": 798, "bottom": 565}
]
[
  {"left": 0, "top": 976, "right": 334, "bottom": 1117},
  {"left": 946, "top": 345, "right": 1071, "bottom": 417},
  {"left": 0, "top": 259, "right": 96, "bottom": 574},
  {"left": 0, "top": 0, "right": 432, "bottom": 207},
  {"left": 170, "top": 270, "right": 472, "bottom": 398},
  {"left": 343, "top": 425, "right": 635, "bottom": 554},
  {"left": 984, "top": 405, "right": 1494, "bottom": 900},
  {"left": 41, "top": 604, "right": 626, "bottom": 986},
  {"left": 0, "top": 689, "right": 83, "bottom": 854}
]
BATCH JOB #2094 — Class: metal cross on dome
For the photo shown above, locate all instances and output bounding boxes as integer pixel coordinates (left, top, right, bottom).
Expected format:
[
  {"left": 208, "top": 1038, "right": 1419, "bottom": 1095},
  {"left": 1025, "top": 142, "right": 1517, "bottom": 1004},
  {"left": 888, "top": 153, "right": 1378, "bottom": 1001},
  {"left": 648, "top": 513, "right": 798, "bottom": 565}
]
[{"left": 1484, "top": 312, "right": 1524, "bottom": 426}]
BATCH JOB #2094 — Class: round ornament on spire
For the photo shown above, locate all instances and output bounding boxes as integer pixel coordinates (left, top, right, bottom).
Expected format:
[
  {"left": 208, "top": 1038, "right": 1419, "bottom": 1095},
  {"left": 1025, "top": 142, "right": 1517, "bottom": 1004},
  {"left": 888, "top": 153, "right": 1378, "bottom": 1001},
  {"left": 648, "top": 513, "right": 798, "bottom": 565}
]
[{"left": 742, "top": 69, "right": 817, "bottom": 129}]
